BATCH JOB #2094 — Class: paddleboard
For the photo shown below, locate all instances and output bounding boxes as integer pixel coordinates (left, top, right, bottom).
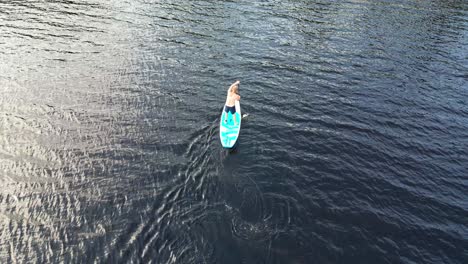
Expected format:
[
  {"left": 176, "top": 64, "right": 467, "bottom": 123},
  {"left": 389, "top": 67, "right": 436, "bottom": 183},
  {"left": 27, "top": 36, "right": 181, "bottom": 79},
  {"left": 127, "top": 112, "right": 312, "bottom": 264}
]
[{"left": 220, "top": 100, "right": 241, "bottom": 148}]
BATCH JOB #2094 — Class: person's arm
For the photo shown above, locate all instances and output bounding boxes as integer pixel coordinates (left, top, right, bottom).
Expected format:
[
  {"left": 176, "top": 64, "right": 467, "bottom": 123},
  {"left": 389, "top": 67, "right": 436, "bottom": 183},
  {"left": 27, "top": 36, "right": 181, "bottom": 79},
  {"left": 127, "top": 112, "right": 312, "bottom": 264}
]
[{"left": 228, "top": 80, "right": 240, "bottom": 92}]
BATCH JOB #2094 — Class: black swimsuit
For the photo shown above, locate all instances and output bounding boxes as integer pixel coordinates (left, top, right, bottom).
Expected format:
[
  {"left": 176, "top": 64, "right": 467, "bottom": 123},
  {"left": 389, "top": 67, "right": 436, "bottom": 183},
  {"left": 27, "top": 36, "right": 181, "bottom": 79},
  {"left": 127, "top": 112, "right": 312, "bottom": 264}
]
[{"left": 224, "top": 105, "right": 236, "bottom": 114}]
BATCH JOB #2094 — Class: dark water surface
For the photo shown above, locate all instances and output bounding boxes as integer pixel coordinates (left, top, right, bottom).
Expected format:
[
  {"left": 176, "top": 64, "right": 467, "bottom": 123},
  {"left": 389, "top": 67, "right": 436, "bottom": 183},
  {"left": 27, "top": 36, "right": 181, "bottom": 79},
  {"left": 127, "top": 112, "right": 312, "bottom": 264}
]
[{"left": 1, "top": 0, "right": 467, "bottom": 263}]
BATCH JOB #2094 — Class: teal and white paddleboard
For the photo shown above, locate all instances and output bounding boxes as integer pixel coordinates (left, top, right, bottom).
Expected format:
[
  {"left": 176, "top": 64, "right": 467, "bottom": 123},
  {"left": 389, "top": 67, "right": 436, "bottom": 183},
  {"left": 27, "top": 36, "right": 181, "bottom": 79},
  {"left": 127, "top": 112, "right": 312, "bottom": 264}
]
[{"left": 220, "top": 100, "right": 241, "bottom": 148}]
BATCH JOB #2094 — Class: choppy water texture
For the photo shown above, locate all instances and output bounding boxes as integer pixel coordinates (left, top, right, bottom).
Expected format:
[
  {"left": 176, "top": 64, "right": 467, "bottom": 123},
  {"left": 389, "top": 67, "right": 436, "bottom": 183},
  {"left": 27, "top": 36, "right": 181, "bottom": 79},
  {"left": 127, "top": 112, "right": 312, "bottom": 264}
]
[{"left": 1, "top": 0, "right": 467, "bottom": 263}]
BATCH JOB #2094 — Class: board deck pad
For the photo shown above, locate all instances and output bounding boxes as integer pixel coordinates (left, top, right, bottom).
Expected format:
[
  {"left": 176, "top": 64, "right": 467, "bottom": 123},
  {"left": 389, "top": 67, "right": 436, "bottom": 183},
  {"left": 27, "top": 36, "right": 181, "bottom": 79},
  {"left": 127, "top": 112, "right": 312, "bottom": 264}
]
[{"left": 220, "top": 101, "right": 241, "bottom": 148}]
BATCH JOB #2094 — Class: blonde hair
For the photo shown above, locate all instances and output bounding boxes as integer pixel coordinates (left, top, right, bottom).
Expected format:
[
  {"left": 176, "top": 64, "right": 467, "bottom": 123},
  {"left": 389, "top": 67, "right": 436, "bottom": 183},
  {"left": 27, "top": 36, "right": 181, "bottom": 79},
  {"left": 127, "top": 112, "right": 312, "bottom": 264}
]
[{"left": 231, "top": 85, "right": 239, "bottom": 94}]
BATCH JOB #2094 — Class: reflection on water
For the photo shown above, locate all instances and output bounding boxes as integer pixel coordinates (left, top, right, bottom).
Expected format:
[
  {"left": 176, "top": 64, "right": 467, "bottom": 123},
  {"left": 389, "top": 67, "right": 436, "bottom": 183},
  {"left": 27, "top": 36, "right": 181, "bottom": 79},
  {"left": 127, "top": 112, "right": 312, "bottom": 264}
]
[{"left": 1, "top": 0, "right": 467, "bottom": 263}]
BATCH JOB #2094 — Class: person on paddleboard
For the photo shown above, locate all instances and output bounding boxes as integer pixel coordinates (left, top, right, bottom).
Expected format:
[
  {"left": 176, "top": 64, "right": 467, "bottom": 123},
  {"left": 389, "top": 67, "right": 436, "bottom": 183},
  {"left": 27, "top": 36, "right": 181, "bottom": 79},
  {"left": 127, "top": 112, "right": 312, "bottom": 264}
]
[{"left": 224, "top": 80, "right": 241, "bottom": 125}]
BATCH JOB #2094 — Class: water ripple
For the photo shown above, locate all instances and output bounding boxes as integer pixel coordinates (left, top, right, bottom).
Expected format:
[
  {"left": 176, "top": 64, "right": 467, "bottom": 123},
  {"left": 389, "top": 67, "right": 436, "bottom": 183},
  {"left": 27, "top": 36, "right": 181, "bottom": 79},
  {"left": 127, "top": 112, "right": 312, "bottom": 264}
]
[{"left": 1, "top": 0, "right": 467, "bottom": 263}]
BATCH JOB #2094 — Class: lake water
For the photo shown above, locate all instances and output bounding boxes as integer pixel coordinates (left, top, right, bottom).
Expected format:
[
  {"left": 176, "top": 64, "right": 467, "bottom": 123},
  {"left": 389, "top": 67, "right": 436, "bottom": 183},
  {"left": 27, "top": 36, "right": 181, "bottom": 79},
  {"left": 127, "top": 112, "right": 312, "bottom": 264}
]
[{"left": 1, "top": 0, "right": 467, "bottom": 263}]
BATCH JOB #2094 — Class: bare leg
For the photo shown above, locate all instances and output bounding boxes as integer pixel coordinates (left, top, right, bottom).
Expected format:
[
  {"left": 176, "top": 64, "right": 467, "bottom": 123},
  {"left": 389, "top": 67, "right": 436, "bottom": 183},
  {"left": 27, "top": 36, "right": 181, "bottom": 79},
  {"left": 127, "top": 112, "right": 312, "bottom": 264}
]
[{"left": 233, "top": 114, "right": 237, "bottom": 125}]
